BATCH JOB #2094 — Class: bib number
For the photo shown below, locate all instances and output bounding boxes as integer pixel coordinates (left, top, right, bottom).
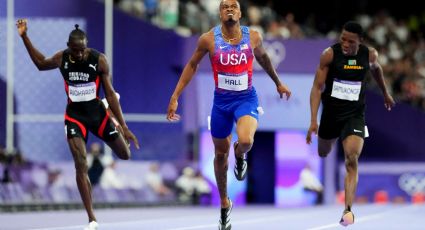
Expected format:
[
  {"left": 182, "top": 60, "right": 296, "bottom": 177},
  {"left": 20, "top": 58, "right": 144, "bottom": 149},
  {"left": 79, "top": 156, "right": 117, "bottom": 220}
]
[
  {"left": 217, "top": 73, "right": 248, "bottom": 91},
  {"left": 69, "top": 82, "right": 96, "bottom": 102},
  {"left": 331, "top": 79, "right": 361, "bottom": 101}
]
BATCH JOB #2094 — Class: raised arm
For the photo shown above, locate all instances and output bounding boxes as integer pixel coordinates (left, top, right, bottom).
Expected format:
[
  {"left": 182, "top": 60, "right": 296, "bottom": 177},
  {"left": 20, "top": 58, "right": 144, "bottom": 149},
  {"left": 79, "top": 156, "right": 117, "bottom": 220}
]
[
  {"left": 369, "top": 47, "right": 395, "bottom": 111},
  {"left": 251, "top": 29, "right": 291, "bottom": 99},
  {"left": 166, "top": 32, "right": 210, "bottom": 121},
  {"left": 16, "top": 19, "right": 61, "bottom": 71},
  {"left": 306, "top": 47, "right": 332, "bottom": 144},
  {"left": 98, "top": 54, "right": 139, "bottom": 149}
]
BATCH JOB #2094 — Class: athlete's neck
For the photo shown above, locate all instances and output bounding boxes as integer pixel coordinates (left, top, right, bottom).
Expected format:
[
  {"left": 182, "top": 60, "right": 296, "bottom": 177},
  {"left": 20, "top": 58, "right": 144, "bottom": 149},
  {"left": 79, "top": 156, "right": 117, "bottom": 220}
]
[
  {"left": 221, "top": 23, "right": 241, "bottom": 43},
  {"left": 221, "top": 23, "right": 241, "bottom": 38}
]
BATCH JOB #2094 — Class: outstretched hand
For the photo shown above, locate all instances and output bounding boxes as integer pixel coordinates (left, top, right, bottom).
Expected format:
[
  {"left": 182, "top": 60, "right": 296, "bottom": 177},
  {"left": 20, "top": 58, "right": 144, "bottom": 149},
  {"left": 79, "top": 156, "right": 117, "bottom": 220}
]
[
  {"left": 16, "top": 19, "right": 28, "bottom": 37},
  {"left": 122, "top": 126, "right": 140, "bottom": 149},
  {"left": 167, "top": 98, "right": 181, "bottom": 122},
  {"left": 306, "top": 122, "right": 318, "bottom": 144},
  {"left": 384, "top": 93, "right": 395, "bottom": 111},
  {"left": 277, "top": 83, "right": 291, "bottom": 100}
]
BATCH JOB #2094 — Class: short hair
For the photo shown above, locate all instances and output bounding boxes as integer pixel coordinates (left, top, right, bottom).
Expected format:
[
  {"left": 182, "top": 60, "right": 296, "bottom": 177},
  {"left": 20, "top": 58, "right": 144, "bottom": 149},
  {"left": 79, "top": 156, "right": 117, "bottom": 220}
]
[
  {"left": 220, "top": 0, "right": 240, "bottom": 9},
  {"left": 343, "top": 21, "right": 364, "bottom": 38},
  {"left": 68, "top": 24, "right": 87, "bottom": 42}
]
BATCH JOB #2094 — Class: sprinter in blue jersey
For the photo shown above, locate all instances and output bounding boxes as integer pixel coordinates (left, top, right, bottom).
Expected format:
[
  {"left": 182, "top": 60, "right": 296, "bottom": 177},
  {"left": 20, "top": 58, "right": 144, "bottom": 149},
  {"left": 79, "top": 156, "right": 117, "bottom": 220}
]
[{"left": 167, "top": 1, "right": 291, "bottom": 229}]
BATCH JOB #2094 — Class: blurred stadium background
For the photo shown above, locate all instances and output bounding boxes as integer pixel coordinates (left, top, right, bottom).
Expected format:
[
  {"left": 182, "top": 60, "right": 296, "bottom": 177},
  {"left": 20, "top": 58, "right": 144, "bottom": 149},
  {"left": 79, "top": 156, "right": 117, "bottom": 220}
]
[{"left": 0, "top": 0, "right": 425, "bottom": 224}]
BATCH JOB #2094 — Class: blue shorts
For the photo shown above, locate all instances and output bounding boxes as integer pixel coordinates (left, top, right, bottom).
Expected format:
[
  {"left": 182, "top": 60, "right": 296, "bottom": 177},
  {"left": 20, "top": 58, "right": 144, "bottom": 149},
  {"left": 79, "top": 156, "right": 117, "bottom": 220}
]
[{"left": 210, "top": 89, "right": 259, "bottom": 138}]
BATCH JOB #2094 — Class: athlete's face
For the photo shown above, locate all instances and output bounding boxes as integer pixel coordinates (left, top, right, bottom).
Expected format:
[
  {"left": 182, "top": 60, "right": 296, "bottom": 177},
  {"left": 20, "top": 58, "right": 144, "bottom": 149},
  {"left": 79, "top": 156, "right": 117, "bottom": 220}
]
[
  {"left": 339, "top": 30, "right": 361, "bottom": 56},
  {"left": 68, "top": 38, "right": 87, "bottom": 62},
  {"left": 219, "top": 0, "right": 241, "bottom": 24}
]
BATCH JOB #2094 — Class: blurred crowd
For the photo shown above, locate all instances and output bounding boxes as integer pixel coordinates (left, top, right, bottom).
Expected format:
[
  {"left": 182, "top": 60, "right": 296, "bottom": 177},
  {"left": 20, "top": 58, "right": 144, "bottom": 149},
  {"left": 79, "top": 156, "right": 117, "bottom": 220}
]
[
  {"left": 113, "top": 0, "right": 425, "bottom": 111},
  {"left": 0, "top": 143, "right": 211, "bottom": 206}
]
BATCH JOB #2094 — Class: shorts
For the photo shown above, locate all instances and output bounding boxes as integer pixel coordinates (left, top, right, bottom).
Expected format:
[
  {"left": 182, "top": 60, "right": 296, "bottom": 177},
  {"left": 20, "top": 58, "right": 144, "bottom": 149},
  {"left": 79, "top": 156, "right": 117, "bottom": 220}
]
[
  {"left": 64, "top": 99, "right": 120, "bottom": 143},
  {"left": 211, "top": 90, "right": 259, "bottom": 139},
  {"left": 318, "top": 112, "right": 366, "bottom": 140}
]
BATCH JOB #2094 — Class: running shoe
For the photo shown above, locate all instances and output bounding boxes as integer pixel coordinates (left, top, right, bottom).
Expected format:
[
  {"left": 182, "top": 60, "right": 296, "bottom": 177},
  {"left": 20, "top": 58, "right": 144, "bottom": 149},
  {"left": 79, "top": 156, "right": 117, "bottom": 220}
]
[
  {"left": 219, "top": 199, "right": 233, "bottom": 230},
  {"left": 233, "top": 142, "right": 247, "bottom": 181},
  {"left": 84, "top": 221, "right": 99, "bottom": 230},
  {"left": 339, "top": 210, "right": 355, "bottom": 226}
]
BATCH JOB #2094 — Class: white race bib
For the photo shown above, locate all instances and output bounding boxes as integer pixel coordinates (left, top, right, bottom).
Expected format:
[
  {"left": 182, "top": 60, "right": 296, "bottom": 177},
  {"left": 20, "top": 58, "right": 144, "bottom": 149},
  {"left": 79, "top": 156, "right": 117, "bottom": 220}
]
[
  {"left": 331, "top": 79, "right": 361, "bottom": 101},
  {"left": 69, "top": 82, "right": 96, "bottom": 102},
  {"left": 217, "top": 73, "right": 248, "bottom": 91}
]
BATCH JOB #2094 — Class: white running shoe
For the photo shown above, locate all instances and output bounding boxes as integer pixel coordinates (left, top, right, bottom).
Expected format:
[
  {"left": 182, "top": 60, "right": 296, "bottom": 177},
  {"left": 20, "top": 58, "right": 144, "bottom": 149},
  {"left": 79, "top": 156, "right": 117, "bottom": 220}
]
[
  {"left": 84, "top": 221, "right": 99, "bottom": 230},
  {"left": 339, "top": 210, "right": 354, "bottom": 227}
]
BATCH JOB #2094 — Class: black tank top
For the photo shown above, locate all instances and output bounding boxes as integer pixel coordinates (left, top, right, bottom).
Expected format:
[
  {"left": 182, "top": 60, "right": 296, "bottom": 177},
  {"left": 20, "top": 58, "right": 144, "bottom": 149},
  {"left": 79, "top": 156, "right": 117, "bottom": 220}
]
[
  {"left": 321, "top": 43, "right": 369, "bottom": 118},
  {"left": 59, "top": 49, "right": 102, "bottom": 104}
]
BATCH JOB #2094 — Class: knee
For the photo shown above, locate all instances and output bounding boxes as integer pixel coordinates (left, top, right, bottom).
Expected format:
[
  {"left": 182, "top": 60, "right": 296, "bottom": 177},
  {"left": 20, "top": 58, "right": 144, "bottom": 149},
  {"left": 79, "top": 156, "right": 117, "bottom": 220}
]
[
  {"left": 238, "top": 137, "right": 254, "bottom": 150},
  {"left": 318, "top": 149, "right": 329, "bottom": 158},
  {"left": 214, "top": 151, "right": 229, "bottom": 161},
  {"left": 116, "top": 149, "right": 131, "bottom": 160},
  {"left": 345, "top": 153, "right": 359, "bottom": 170},
  {"left": 74, "top": 155, "right": 88, "bottom": 173},
  {"left": 318, "top": 146, "right": 331, "bottom": 158}
]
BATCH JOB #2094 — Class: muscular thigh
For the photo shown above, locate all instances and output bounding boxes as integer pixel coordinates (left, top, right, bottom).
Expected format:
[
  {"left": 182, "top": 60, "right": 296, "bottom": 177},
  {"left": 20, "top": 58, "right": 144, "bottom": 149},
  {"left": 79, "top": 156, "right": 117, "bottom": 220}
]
[
  {"left": 341, "top": 116, "right": 366, "bottom": 140},
  {"left": 211, "top": 105, "right": 234, "bottom": 139}
]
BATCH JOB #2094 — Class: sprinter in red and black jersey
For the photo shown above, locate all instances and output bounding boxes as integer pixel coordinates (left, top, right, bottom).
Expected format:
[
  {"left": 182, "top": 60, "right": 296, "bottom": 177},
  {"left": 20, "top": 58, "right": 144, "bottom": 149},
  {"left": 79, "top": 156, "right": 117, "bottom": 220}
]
[{"left": 17, "top": 19, "right": 139, "bottom": 230}]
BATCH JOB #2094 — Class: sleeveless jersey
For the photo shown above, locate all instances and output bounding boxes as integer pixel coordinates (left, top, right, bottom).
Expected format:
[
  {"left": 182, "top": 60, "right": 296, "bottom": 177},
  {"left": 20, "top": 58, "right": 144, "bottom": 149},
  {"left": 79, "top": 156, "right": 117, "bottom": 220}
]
[
  {"left": 59, "top": 49, "right": 101, "bottom": 104},
  {"left": 322, "top": 43, "right": 370, "bottom": 118},
  {"left": 211, "top": 26, "right": 254, "bottom": 96}
]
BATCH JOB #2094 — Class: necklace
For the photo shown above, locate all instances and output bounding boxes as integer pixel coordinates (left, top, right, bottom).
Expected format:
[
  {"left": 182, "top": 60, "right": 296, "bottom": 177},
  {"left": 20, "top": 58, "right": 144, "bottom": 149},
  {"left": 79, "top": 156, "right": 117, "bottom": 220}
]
[
  {"left": 69, "top": 55, "right": 76, "bottom": 63},
  {"left": 221, "top": 28, "right": 242, "bottom": 43}
]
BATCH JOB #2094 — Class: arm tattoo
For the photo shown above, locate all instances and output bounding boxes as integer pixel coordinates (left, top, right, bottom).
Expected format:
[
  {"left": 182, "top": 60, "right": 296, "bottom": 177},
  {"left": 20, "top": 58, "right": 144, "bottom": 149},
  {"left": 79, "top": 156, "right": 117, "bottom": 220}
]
[{"left": 257, "top": 53, "right": 280, "bottom": 86}]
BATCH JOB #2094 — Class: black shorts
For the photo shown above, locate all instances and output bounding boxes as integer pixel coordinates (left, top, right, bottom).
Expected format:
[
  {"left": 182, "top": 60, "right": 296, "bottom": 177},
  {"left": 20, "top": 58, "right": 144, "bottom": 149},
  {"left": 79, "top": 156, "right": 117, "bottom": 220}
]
[
  {"left": 318, "top": 112, "right": 366, "bottom": 140},
  {"left": 64, "top": 99, "right": 120, "bottom": 143}
]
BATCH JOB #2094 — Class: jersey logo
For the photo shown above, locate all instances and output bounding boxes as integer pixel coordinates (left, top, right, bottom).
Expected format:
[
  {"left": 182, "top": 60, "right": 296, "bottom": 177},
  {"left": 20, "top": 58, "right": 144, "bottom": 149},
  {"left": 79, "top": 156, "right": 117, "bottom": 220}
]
[
  {"left": 64, "top": 62, "right": 68, "bottom": 69},
  {"left": 220, "top": 53, "right": 248, "bottom": 65},
  {"left": 89, "top": 64, "right": 97, "bottom": 71},
  {"left": 109, "top": 127, "right": 118, "bottom": 135},
  {"left": 219, "top": 45, "right": 227, "bottom": 49},
  {"left": 241, "top": 44, "right": 249, "bottom": 50}
]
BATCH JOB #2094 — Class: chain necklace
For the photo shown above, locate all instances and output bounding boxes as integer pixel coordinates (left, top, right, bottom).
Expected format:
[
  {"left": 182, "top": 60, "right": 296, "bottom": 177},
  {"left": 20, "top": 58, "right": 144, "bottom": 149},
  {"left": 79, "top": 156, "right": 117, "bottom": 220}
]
[{"left": 221, "top": 27, "right": 242, "bottom": 43}]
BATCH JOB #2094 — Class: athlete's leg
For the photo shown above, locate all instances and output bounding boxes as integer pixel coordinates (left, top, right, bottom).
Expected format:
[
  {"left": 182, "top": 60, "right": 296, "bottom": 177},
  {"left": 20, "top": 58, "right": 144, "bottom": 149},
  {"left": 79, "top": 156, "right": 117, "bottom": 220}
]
[
  {"left": 101, "top": 111, "right": 131, "bottom": 160},
  {"left": 234, "top": 115, "right": 257, "bottom": 158},
  {"left": 317, "top": 137, "right": 337, "bottom": 157},
  {"left": 341, "top": 135, "right": 364, "bottom": 211},
  {"left": 68, "top": 137, "right": 96, "bottom": 222},
  {"left": 105, "top": 132, "right": 131, "bottom": 160},
  {"left": 212, "top": 136, "right": 232, "bottom": 208}
]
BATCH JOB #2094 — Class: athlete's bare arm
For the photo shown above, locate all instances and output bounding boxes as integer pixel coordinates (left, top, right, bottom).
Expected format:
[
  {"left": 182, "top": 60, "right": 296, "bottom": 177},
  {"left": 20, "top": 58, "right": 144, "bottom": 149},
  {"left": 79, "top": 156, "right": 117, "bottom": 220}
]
[
  {"left": 306, "top": 47, "right": 333, "bottom": 144},
  {"left": 251, "top": 29, "right": 291, "bottom": 100},
  {"left": 16, "top": 19, "right": 62, "bottom": 71},
  {"left": 98, "top": 54, "right": 140, "bottom": 149},
  {"left": 369, "top": 47, "right": 395, "bottom": 111},
  {"left": 167, "top": 32, "right": 213, "bottom": 121}
]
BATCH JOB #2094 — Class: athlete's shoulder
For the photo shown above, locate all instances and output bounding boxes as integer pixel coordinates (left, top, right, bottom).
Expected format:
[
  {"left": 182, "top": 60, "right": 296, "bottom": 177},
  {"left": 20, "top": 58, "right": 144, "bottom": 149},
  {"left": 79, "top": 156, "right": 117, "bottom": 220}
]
[
  {"left": 320, "top": 47, "right": 334, "bottom": 65},
  {"left": 88, "top": 48, "right": 103, "bottom": 57},
  {"left": 198, "top": 30, "right": 214, "bottom": 46}
]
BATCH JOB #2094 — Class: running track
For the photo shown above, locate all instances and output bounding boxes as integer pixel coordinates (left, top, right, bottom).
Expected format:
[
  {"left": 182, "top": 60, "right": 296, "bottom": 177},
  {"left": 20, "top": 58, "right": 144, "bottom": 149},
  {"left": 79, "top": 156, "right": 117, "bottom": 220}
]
[{"left": 1, "top": 204, "right": 423, "bottom": 230}]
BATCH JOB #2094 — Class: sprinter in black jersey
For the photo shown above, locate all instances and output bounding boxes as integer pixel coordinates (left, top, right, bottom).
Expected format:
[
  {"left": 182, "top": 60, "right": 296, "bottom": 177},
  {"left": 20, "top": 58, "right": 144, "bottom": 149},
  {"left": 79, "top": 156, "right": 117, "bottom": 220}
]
[
  {"left": 17, "top": 19, "right": 139, "bottom": 230},
  {"left": 306, "top": 21, "right": 395, "bottom": 226}
]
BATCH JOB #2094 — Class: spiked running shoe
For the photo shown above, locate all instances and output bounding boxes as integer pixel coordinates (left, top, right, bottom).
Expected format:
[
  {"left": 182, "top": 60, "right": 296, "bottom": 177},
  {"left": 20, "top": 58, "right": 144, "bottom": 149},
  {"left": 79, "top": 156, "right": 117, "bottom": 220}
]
[
  {"left": 233, "top": 142, "right": 247, "bottom": 181},
  {"left": 84, "top": 221, "right": 99, "bottom": 230},
  {"left": 219, "top": 199, "right": 233, "bottom": 230},
  {"left": 339, "top": 210, "right": 355, "bottom": 227}
]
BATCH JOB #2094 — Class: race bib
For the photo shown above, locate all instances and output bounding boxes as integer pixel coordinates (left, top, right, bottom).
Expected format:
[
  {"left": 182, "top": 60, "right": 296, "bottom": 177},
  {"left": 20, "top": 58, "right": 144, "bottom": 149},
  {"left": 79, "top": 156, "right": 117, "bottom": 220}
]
[
  {"left": 331, "top": 79, "right": 361, "bottom": 101},
  {"left": 68, "top": 82, "right": 96, "bottom": 102},
  {"left": 217, "top": 73, "right": 248, "bottom": 91}
]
